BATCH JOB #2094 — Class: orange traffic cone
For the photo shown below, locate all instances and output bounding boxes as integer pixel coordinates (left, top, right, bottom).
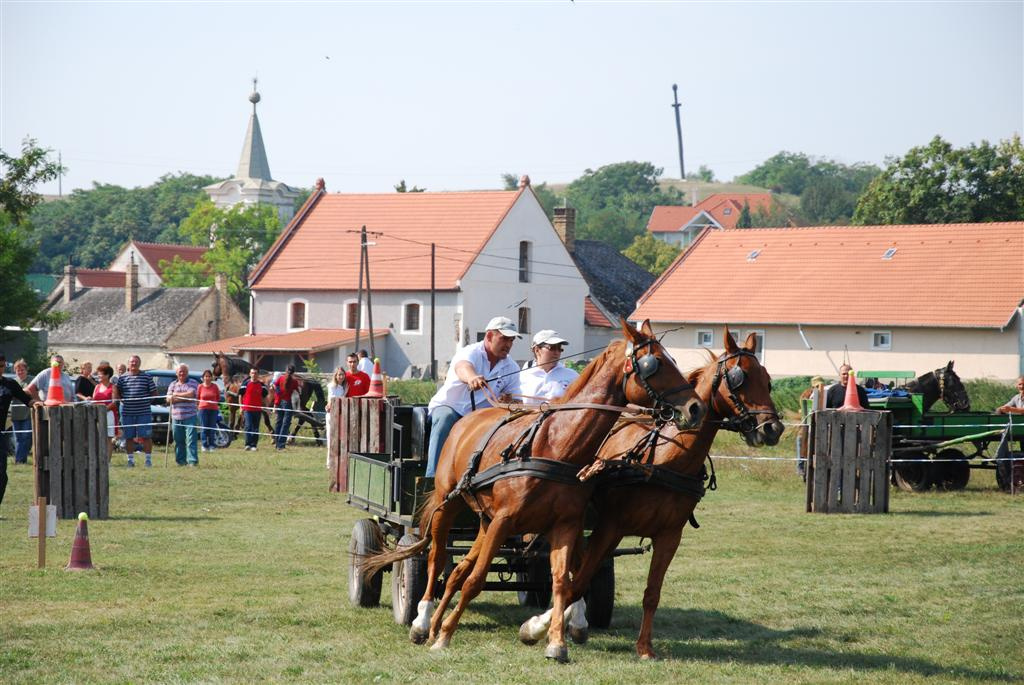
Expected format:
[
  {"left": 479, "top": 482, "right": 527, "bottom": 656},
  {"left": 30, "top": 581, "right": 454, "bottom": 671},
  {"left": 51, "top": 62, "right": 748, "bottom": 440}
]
[
  {"left": 365, "top": 358, "right": 384, "bottom": 397},
  {"left": 44, "top": 361, "right": 66, "bottom": 406},
  {"left": 838, "top": 369, "right": 866, "bottom": 412},
  {"left": 66, "top": 512, "right": 96, "bottom": 571}
]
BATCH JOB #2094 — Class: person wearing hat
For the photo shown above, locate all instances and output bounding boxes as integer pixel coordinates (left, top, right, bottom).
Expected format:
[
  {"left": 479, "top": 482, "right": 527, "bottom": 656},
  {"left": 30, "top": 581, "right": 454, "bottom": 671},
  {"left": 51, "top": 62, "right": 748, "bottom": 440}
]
[
  {"left": 519, "top": 329, "right": 579, "bottom": 405},
  {"left": 425, "top": 316, "right": 523, "bottom": 477}
]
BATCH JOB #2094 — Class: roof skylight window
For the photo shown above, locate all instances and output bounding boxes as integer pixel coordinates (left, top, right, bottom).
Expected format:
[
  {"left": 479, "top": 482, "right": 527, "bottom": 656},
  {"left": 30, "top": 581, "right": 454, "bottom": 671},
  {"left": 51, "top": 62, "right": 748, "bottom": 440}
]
[
  {"left": 882, "top": 247, "right": 897, "bottom": 260},
  {"left": 746, "top": 249, "right": 761, "bottom": 261}
]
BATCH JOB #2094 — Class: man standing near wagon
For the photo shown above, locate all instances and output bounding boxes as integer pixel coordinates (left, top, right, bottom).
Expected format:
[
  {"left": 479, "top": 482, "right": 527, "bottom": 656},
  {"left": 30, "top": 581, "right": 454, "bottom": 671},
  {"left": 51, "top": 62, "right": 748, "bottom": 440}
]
[
  {"left": 995, "top": 376, "right": 1024, "bottom": 416},
  {"left": 114, "top": 355, "right": 157, "bottom": 468},
  {"left": 826, "top": 364, "right": 870, "bottom": 410},
  {"left": 425, "top": 316, "right": 522, "bottom": 477}
]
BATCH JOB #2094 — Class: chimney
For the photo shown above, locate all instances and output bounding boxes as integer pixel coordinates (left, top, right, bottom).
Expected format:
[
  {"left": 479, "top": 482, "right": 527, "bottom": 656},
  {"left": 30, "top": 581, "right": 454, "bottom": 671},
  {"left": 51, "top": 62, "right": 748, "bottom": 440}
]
[
  {"left": 63, "top": 264, "right": 77, "bottom": 304},
  {"left": 125, "top": 260, "right": 139, "bottom": 312},
  {"left": 518, "top": 174, "right": 531, "bottom": 189},
  {"left": 553, "top": 206, "right": 576, "bottom": 254}
]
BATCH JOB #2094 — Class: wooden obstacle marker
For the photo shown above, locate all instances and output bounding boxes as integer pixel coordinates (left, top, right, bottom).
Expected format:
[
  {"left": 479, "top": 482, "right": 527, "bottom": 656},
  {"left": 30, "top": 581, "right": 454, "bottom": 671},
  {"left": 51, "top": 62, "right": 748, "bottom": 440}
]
[
  {"left": 32, "top": 404, "right": 109, "bottom": 519},
  {"left": 806, "top": 410, "right": 891, "bottom": 514}
]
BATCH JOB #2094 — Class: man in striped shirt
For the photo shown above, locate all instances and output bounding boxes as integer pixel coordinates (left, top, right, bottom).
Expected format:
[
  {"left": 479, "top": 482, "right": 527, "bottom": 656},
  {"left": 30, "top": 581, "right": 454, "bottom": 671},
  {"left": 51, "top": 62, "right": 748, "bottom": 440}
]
[{"left": 114, "top": 355, "right": 156, "bottom": 468}]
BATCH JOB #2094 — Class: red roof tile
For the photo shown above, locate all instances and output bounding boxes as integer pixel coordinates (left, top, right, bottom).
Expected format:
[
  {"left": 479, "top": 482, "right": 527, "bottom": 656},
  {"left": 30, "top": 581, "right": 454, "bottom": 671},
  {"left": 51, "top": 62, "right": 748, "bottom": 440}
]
[
  {"left": 647, "top": 193, "right": 775, "bottom": 233},
  {"left": 634, "top": 222, "right": 1024, "bottom": 328},
  {"left": 133, "top": 242, "right": 209, "bottom": 275},
  {"left": 76, "top": 269, "right": 126, "bottom": 288},
  {"left": 250, "top": 189, "right": 523, "bottom": 291},
  {"left": 647, "top": 206, "right": 703, "bottom": 233},
  {"left": 584, "top": 296, "right": 614, "bottom": 328}
]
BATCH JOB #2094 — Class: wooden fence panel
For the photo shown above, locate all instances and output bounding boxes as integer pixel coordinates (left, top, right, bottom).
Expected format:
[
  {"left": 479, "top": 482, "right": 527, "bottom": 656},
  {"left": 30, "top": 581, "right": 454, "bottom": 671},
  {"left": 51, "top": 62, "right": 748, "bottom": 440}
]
[
  {"left": 807, "top": 410, "right": 890, "bottom": 514},
  {"left": 33, "top": 404, "right": 110, "bottom": 519}
]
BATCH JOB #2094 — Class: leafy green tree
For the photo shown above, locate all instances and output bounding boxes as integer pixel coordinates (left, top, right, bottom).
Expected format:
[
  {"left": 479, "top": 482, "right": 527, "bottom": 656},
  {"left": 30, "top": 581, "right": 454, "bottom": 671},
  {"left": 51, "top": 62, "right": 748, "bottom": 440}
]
[
  {"left": 162, "top": 199, "right": 283, "bottom": 312},
  {"left": 853, "top": 135, "right": 1024, "bottom": 225},
  {"left": 800, "top": 175, "right": 855, "bottom": 224},
  {"left": 621, "top": 233, "right": 681, "bottom": 275},
  {"left": 737, "top": 152, "right": 814, "bottom": 194},
  {"left": 736, "top": 201, "right": 753, "bottom": 228},
  {"left": 394, "top": 179, "right": 425, "bottom": 193},
  {"left": 749, "top": 197, "right": 800, "bottom": 228},
  {"left": 0, "top": 139, "right": 67, "bottom": 330},
  {"left": 686, "top": 164, "right": 716, "bottom": 183}
]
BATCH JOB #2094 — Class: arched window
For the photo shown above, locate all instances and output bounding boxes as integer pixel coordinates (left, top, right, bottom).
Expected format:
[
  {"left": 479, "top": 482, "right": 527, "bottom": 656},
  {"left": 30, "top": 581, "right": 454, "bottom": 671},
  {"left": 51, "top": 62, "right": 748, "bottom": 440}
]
[
  {"left": 402, "top": 301, "right": 422, "bottom": 334},
  {"left": 519, "top": 241, "right": 531, "bottom": 283},
  {"left": 343, "top": 300, "right": 360, "bottom": 330},
  {"left": 288, "top": 299, "right": 308, "bottom": 330}
]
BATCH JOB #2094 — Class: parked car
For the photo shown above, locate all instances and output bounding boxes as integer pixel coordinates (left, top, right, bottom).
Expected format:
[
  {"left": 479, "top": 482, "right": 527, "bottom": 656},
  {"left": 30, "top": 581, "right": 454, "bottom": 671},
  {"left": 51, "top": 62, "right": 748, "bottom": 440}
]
[{"left": 144, "top": 370, "right": 231, "bottom": 447}]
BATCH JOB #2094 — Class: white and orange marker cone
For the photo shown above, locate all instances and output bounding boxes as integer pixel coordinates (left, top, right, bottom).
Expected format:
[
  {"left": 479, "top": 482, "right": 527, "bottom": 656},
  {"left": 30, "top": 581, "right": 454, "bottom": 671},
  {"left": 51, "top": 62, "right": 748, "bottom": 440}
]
[
  {"left": 365, "top": 358, "right": 384, "bottom": 397},
  {"left": 838, "top": 370, "right": 866, "bottom": 412},
  {"left": 66, "top": 512, "right": 96, "bottom": 571},
  {"left": 44, "top": 360, "right": 66, "bottom": 406}
]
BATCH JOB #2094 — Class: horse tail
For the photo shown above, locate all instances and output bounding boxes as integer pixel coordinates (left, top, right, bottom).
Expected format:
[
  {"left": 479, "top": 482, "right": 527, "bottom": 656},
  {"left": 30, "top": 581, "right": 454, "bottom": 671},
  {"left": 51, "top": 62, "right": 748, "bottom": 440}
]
[{"left": 358, "top": 492, "right": 446, "bottom": 578}]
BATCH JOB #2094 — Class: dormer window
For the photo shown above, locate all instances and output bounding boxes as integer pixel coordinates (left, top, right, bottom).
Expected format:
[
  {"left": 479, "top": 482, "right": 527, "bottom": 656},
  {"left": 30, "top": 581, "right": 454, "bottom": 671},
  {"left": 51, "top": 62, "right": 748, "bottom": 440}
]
[{"left": 723, "top": 207, "right": 732, "bottom": 216}]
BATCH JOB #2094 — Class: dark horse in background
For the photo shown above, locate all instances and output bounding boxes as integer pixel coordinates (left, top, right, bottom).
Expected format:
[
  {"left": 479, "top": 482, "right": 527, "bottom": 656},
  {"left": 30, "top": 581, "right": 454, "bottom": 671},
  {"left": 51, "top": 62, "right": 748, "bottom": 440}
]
[
  {"left": 904, "top": 360, "right": 970, "bottom": 412},
  {"left": 211, "top": 352, "right": 326, "bottom": 446}
]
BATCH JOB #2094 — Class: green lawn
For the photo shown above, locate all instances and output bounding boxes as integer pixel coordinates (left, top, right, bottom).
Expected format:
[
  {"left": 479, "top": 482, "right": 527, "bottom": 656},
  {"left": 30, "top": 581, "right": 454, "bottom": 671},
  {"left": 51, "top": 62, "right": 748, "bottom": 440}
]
[{"left": 1, "top": 440, "right": 1021, "bottom": 684}]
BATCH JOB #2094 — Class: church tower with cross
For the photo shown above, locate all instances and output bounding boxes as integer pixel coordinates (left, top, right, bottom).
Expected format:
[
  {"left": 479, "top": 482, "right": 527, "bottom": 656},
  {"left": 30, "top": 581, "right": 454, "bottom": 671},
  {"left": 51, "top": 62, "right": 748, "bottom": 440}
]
[{"left": 204, "top": 79, "right": 301, "bottom": 223}]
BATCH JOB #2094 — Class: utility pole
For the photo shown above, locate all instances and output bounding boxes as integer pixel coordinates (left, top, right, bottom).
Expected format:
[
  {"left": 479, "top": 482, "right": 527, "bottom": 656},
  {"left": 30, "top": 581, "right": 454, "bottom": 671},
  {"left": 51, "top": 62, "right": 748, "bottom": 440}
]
[
  {"left": 354, "top": 227, "right": 364, "bottom": 355},
  {"left": 672, "top": 84, "right": 685, "bottom": 180},
  {"left": 430, "top": 242, "right": 436, "bottom": 381},
  {"left": 363, "top": 229, "right": 375, "bottom": 360}
]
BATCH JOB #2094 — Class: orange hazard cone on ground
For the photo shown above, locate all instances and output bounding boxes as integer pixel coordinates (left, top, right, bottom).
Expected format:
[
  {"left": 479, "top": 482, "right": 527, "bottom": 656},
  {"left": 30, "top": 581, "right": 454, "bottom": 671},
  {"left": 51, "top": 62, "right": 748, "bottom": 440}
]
[
  {"left": 365, "top": 358, "right": 384, "bottom": 397},
  {"left": 838, "top": 369, "right": 866, "bottom": 412},
  {"left": 66, "top": 513, "right": 96, "bottom": 570},
  {"left": 44, "top": 360, "right": 66, "bottom": 406}
]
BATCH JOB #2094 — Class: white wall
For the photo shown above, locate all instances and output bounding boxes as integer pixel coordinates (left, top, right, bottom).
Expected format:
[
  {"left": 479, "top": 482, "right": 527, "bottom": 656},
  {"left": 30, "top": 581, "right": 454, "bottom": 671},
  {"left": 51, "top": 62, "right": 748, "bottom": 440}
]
[
  {"left": 649, "top": 320, "right": 1024, "bottom": 381},
  {"left": 108, "top": 246, "right": 160, "bottom": 287}
]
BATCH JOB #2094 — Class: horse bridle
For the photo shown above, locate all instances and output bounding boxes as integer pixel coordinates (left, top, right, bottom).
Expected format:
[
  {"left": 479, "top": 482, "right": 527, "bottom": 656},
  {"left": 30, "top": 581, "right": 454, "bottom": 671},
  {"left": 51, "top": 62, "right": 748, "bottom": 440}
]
[
  {"left": 935, "top": 366, "right": 969, "bottom": 411},
  {"left": 623, "top": 338, "right": 694, "bottom": 424},
  {"left": 709, "top": 350, "right": 778, "bottom": 436}
]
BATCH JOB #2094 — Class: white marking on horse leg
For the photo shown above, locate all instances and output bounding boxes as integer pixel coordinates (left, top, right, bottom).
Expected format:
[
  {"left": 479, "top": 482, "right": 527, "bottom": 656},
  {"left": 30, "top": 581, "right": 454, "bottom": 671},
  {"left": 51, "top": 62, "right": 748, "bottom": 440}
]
[
  {"left": 518, "top": 608, "right": 553, "bottom": 644},
  {"left": 566, "top": 598, "right": 589, "bottom": 644},
  {"left": 412, "top": 600, "right": 434, "bottom": 632}
]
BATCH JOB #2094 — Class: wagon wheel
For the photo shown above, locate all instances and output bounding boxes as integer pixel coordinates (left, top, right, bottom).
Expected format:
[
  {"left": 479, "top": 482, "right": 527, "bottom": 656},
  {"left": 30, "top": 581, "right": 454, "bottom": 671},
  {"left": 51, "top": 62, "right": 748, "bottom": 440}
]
[
  {"left": 933, "top": 449, "right": 970, "bottom": 491},
  {"left": 893, "top": 451, "right": 933, "bottom": 492},
  {"left": 392, "top": 533, "right": 428, "bottom": 625},
  {"left": 516, "top": 556, "right": 552, "bottom": 608},
  {"left": 995, "top": 452, "right": 1023, "bottom": 493},
  {"left": 584, "top": 557, "right": 615, "bottom": 629},
  {"left": 348, "top": 519, "right": 384, "bottom": 608}
]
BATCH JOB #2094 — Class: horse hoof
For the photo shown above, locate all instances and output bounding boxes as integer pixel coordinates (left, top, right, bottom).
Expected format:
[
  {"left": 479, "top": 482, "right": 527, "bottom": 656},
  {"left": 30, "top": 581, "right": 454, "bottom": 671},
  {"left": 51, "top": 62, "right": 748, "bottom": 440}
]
[
  {"left": 430, "top": 635, "right": 450, "bottom": 652},
  {"left": 409, "top": 626, "right": 428, "bottom": 645},
  {"left": 638, "top": 651, "right": 658, "bottom": 661},
  {"left": 568, "top": 625, "right": 589, "bottom": 645},
  {"left": 544, "top": 644, "right": 569, "bottom": 663},
  {"left": 518, "top": 621, "right": 541, "bottom": 646}
]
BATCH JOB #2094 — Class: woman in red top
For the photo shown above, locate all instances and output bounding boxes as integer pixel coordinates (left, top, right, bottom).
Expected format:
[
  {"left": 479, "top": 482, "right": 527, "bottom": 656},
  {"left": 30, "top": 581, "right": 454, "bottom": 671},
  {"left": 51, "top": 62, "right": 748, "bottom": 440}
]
[
  {"left": 92, "top": 364, "right": 117, "bottom": 461},
  {"left": 197, "top": 369, "right": 222, "bottom": 452},
  {"left": 240, "top": 368, "right": 268, "bottom": 451}
]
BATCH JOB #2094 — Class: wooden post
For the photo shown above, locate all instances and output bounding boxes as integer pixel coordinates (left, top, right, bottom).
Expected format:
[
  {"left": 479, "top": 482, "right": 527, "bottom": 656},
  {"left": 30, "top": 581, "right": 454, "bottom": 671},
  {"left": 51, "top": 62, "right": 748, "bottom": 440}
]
[{"left": 37, "top": 495, "right": 47, "bottom": 569}]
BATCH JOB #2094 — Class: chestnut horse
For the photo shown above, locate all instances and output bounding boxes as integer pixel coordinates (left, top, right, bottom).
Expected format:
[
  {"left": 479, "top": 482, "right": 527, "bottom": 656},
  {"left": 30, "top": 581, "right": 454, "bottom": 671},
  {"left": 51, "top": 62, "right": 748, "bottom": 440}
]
[
  {"left": 519, "top": 329, "right": 784, "bottom": 659},
  {"left": 362, "top": 319, "right": 706, "bottom": 662}
]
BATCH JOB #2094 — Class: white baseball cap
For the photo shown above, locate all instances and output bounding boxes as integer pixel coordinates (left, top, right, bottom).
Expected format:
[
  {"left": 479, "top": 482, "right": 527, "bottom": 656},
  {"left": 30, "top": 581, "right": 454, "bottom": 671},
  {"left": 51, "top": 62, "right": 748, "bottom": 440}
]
[
  {"left": 532, "top": 329, "right": 569, "bottom": 347},
  {"left": 485, "top": 316, "right": 522, "bottom": 338}
]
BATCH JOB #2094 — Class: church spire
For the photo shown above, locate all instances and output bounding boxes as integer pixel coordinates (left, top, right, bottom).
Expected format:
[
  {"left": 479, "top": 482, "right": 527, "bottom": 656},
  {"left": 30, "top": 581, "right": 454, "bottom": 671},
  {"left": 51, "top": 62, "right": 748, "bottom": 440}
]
[{"left": 236, "top": 77, "right": 273, "bottom": 181}]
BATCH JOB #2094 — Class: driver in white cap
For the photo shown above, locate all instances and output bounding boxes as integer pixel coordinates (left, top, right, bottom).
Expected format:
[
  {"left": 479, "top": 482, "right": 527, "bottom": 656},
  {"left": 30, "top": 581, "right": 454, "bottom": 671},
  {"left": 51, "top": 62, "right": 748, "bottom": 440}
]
[
  {"left": 519, "top": 329, "right": 579, "bottom": 405},
  {"left": 425, "top": 316, "right": 523, "bottom": 477}
]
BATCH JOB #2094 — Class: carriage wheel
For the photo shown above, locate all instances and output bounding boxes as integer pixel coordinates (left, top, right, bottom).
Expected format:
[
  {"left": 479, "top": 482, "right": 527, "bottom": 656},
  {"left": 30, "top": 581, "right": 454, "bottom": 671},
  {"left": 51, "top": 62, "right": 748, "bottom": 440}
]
[
  {"left": 584, "top": 557, "right": 615, "bottom": 629},
  {"left": 392, "top": 533, "right": 428, "bottom": 625},
  {"left": 348, "top": 519, "right": 384, "bottom": 608},
  {"left": 933, "top": 449, "right": 970, "bottom": 491},
  {"left": 516, "top": 556, "right": 552, "bottom": 608},
  {"left": 213, "top": 423, "right": 231, "bottom": 449},
  {"left": 995, "top": 453, "right": 1024, "bottom": 493},
  {"left": 893, "top": 452, "right": 933, "bottom": 492}
]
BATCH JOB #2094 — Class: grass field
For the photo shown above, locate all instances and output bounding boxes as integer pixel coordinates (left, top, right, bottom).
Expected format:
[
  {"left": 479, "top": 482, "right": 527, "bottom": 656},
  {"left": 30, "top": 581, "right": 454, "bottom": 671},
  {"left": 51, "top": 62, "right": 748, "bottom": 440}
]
[{"left": 2, "top": 436, "right": 1022, "bottom": 684}]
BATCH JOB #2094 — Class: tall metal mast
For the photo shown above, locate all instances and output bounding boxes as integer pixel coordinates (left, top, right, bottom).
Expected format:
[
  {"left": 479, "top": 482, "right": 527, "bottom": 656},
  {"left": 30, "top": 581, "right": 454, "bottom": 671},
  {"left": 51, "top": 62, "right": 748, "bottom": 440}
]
[{"left": 672, "top": 84, "right": 685, "bottom": 180}]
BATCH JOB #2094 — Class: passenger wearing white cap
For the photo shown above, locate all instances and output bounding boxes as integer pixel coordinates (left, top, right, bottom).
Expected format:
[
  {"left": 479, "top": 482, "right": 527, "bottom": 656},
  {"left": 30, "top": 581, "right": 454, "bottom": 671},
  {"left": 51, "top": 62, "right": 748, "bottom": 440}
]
[
  {"left": 519, "top": 329, "right": 579, "bottom": 405},
  {"left": 425, "top": 316, "right": 523, "bottom": 477}
]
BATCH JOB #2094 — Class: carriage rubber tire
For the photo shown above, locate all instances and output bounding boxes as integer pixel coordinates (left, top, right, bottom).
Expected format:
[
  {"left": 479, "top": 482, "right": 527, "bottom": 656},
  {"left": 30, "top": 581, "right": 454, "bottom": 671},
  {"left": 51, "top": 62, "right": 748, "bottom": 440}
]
[
  {"left": 516, "top": 557, "right": 552, "bottom": 608},
  {"left": 584, "top": 558, "right": 615, "bottom": 629},
  {"left": 933, "top": 449, "right": 970, "bottom": 491},
  {"left": 391, "top": 533, "right": 428, "bottom": 625},
  {"left": 893, "top": 453, "right": 933, "bottom": 493},
  {"left": 348, "top": 519, "right": 384, "bottom": 608}
]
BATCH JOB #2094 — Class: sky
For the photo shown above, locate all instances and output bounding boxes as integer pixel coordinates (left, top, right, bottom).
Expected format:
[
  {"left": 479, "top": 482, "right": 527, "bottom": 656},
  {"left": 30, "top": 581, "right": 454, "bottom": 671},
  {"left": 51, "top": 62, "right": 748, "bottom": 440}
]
[{"left": 2, "top": 1, "right": 1022, "bottom": 196}]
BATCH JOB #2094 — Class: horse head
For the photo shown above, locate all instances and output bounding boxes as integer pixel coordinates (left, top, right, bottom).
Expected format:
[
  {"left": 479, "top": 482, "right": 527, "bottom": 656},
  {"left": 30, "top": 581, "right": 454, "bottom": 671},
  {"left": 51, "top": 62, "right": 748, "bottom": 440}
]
[
  {"left": 620, "top": 318, "right": 706, "bottom": 430},
  {"left": 939, "top": 360, "right": 970, "bottom": 412},
  {"left": 697, "top": 327, "right": 784, "bottom": 447}
]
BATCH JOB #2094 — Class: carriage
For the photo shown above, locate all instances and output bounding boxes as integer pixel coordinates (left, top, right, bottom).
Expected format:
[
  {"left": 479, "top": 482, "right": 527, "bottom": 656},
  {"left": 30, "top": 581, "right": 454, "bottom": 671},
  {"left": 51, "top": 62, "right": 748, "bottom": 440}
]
[
  {"left": 800, "top": 368, "right": 1024, "bottom": 493},
  {"left": 336, "top": 397, "right": 621, "bottom": 627}
]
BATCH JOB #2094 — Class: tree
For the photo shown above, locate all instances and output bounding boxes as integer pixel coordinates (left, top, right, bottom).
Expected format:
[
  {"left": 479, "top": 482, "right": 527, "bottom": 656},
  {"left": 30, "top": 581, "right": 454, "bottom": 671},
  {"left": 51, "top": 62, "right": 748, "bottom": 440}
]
[
  {"left": 686, "top": 164, "right": 716, "bottom": 183},
  {"left": 0, "top": 139, "right": 67, "bottom": 330},
  {"left": 621, "top": 233, "right": 681, "bottom": 275},
  {"left": 1, "top": 137, "right": 64, "bottom": 224},
  {"left": 800, "top": 175, "right": 854, "bottom": 224},
  {"left": 736, "top": 201, "right": 753, "bottom": 228},
  {"left": 749, "top": 197, "right": 800, "bottom": 228},
  {"left": 161, "top": 199, "right": 283, "bottom": 312},
  {"left": 853, "top": 135, "right": 1024, "bottom": 225},
  {"left": 394, "top": 179, "right": 425, "bottom": 193},
  {"left": 737, "top": 152, "right": 814, "bottom": 194}
]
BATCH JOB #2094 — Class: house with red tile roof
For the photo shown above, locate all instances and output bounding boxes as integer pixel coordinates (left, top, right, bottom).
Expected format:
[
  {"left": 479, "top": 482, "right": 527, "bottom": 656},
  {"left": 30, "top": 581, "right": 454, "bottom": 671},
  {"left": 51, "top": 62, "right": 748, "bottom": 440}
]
[
  {"left": 231, "top": 177, "right": 589, "bottom": 377},
  {"left": 632, "top": 222, "right": 1024, "bottom": 381},
  {"left": 647, "top": 193, "right": 776, "bottom": 248}
]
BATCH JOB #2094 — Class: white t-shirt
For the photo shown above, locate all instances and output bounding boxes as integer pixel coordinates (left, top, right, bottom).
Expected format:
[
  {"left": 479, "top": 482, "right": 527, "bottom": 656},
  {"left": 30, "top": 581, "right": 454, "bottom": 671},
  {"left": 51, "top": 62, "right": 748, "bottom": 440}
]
[
  {"left": 29, "top": 368, "right": 76, "bottom": 402},
  {"left": 428, "top": 341, "right": 522, "bottom": 416},
  {"left": 357, "top": 357, "right": 374, "bottom": 375},
  {"left": 519, "top": 362, "right": 579, "bottom": 405}
]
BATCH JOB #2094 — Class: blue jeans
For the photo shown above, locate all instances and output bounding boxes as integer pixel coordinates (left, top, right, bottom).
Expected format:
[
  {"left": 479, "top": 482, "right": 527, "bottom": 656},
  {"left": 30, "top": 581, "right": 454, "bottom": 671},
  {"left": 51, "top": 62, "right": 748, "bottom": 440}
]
[
  {"left": 199, "top": 409, "right": 219, "bottom": 449},
  {"left": 274, "top": 401, "right": 293, "bottom": 449},
  {"left": 172, "top": 415, "right": 199, "bottom": 465},
  {"left": 13, "top": 418, "right": 32, "bottom": 464},
  {"left": 425, "top": 405, "right": 462, "bottom": 477},
  {"left": 244, "top": 411, "right": 261, "bottom": 448}
]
